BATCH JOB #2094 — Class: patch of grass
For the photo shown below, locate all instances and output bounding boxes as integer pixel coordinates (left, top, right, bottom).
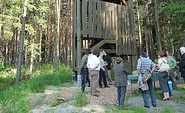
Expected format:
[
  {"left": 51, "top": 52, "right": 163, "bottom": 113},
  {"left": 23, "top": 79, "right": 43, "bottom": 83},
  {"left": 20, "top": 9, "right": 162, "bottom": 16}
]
[
  {"left": 90, "top": 109, "right": 96, "bottom": 112},
  {"left": 105, "top": 106, "right": 147, "bottom": 113},
  {"left": 161, "top": 107, "right": 176, "bottom": 113},
  {"left": 0, "top": 63, "right": 72, "bottom": 113},
  {"left": 154, "top": 89, "right": 163, "bottom": 100},
  {"left": 50, "top": 100, "right": 60, "bottom": 107},
  {"left": 74, "top": 92, "right": 89, "bottom": 107}
]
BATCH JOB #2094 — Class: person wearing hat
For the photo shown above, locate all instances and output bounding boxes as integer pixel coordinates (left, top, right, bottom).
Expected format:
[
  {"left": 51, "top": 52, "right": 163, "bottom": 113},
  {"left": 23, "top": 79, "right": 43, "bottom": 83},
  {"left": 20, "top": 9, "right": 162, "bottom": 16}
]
[{"left": 113, "top": 57, "right": 128, "bottom": 108}]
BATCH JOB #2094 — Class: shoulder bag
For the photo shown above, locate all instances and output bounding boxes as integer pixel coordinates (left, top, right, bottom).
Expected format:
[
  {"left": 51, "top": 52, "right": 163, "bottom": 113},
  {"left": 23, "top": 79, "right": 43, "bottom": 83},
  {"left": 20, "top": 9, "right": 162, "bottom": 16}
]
[
  {"left": 140, "top": 59, "right": 152, "bottom": 83},
  {"left": 159, "top": 58, "right": 170, "bottom": 72}
]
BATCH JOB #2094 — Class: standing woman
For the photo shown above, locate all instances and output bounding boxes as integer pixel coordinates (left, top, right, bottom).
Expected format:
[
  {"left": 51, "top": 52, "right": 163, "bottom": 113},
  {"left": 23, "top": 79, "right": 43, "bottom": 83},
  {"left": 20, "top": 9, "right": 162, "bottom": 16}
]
[
  {"left": 158, "top": 51, "right": 170, "bottom": 101},
  {"left": 177, "top": 47, "right": 185, "bottom": 83},
  {"left": 113, "top": 57, "right": 128, "bottom": 108}
]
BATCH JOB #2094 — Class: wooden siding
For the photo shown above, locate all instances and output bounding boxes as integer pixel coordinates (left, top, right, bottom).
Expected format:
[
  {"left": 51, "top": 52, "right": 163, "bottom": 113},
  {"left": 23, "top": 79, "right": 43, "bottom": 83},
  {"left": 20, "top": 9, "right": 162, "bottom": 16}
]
[{"left": 73, "top": 0, "right": 136, "bottom": 55}]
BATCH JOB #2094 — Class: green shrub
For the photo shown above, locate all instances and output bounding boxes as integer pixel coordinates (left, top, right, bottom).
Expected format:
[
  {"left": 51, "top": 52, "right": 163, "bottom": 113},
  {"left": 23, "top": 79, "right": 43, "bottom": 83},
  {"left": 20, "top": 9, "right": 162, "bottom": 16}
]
[
  {"left": 0, "top": 63, "right": 72, "bottom": 113},
  {"left": 74, "top": 92, "right": 89, "bottom": 107}
]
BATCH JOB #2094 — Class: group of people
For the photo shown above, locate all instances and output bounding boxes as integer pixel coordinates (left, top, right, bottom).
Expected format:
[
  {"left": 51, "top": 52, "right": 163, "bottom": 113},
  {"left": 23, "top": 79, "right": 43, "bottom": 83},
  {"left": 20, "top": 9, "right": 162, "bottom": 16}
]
[
  {"left": 79, "top": 47, "right": 185, "bottom": 109},
  {"left": 80, "top": 49, "right": 113, "bottom": 97},
  {"left": 137, "top": 47, "right": 185, "bottom": 108}
]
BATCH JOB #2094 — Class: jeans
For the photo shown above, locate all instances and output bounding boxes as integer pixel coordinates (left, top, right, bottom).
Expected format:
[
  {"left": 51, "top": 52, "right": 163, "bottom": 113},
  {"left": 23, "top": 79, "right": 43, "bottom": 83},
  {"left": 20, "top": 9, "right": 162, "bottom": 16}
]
[
  {"left": 117, "top": 86, "right": 127, "bottom": 108},
  {"left": 140, "top": 78, "right": 156, "bottom": 106},
  {"left": 81, "top": 68, "right": 90, "bottom": 92},
  {"left": 99, "top": 69, "right": 108, "bottom": 87},
  {"left": 184, "top": 77, "right": 185, "bottom": 83}
]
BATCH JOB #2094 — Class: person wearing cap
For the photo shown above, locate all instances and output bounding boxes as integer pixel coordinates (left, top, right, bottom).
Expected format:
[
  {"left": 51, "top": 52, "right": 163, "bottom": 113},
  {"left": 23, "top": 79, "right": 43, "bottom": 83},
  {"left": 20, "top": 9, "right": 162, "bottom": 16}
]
[
  {"left": 177, "top": 47, "right": 185, "bottom": 83},
  {"left": 113, "top": 57, "right": 128, "bottom": 108}
]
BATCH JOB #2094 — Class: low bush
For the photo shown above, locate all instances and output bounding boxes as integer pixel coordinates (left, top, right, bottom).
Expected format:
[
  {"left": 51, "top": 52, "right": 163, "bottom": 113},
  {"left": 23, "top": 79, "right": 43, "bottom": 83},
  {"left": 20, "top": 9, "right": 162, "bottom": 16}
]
[{"left": 74, "top": 92, "right": 89, "bottom": 107}]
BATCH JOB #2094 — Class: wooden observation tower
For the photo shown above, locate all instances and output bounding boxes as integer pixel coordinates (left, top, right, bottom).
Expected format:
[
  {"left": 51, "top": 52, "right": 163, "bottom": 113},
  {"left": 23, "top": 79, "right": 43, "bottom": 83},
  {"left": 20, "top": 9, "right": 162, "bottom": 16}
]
[{"left": 71, "top": 0, "right": 137, "bottom": 74}]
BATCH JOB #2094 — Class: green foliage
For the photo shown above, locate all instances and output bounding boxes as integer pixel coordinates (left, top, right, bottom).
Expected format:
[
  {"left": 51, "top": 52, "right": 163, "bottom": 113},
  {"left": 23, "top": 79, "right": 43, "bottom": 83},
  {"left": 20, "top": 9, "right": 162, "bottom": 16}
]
[
  {"left": 159, "top": 0, "right": 185, "bottom": 47},
  {"left": 161, "top": 107, "right": 176, "bottom": 113},
  {"left": 0, "top": 63, "right": 72, "bottom": 113},
  {"left": 74, "top": 92, "right": 89, "bottom": 107}
]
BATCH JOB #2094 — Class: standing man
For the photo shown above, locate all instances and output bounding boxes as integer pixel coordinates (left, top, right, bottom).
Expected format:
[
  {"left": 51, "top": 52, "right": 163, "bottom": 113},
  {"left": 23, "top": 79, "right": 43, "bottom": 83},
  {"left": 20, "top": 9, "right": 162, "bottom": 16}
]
[
  {"left": 177, "top": 47, "right": 185, "bottom": 83},
  {"left": 166, "top": 51, "right": 177, "bottom": 87},
  {"left": 137, "top": 52, "right": 157, "bottom": 108},
  {"left": 80, "top": 50, "right": 90, "bottom": 93},
  {"left": 102, "top": 50, "right": 113, "bottom": 85},
  {"left": 99, "top": 51, "right": 109, "bottom": 88},
  {"left": 87, "top": 50, "right": 100, "bottom": 97}
]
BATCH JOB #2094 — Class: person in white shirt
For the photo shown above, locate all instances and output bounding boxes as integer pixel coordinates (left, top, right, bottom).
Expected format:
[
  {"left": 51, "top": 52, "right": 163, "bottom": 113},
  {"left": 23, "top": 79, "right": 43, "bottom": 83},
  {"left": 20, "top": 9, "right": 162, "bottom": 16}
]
[
  {"left": 87, "top": 50, "right": 100, "bottom": 97},
  {"left": 158, "top": 51, "right": 170, "bottom": 101}
]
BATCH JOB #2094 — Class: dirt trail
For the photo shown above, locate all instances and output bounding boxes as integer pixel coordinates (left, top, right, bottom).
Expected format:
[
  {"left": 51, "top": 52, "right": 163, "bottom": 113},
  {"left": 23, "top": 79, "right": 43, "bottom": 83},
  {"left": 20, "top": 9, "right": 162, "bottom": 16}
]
[{"left": 30, "top": 82, "right": 185, "bottom": 113}]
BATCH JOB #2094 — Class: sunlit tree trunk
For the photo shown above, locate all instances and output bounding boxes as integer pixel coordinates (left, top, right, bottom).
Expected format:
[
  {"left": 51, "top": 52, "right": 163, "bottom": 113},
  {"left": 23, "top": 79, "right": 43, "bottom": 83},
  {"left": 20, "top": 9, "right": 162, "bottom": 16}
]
[{"left": 15, "top": 0, "right": 27, "bottom": 85}]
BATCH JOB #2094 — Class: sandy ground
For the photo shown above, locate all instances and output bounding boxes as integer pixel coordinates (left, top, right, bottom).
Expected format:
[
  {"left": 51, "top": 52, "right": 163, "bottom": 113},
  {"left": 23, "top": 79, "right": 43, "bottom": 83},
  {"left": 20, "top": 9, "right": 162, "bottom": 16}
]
[{"left": 30, "top": 81, "right": 185, "bottom": 113}]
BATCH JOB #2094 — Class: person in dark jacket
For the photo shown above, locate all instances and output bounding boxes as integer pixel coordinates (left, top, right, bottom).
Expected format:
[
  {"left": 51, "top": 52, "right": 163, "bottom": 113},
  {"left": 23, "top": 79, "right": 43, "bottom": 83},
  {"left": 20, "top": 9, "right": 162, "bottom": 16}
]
[
  {"left": 177, "top": 47, "right": 185, "bottom": 83},
  {"left": 80, "top": 50, "right": 90, "bottom": 92},
  {"left": 113, "top": 57, "right": 128, "bottom": 108},
  {"left": 103, "top": 50, "right": 113, "bottom": 85}
]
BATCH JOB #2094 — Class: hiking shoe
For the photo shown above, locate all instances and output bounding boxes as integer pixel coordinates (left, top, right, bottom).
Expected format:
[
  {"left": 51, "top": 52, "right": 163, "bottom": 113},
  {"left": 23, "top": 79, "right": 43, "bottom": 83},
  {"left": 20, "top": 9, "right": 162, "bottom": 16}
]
[
  {"left": 144, "top": 105, "right": 150, "bottom": 108},
  {"left": 152, "top": 104, "right": 156, "bottom": 107}
]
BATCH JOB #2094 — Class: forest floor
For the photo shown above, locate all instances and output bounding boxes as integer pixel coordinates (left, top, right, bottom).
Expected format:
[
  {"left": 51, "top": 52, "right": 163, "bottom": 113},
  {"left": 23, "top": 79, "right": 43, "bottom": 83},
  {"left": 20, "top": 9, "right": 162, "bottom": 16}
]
[{"left": 29, "top": 81, "right": 185, "bottom": 113}]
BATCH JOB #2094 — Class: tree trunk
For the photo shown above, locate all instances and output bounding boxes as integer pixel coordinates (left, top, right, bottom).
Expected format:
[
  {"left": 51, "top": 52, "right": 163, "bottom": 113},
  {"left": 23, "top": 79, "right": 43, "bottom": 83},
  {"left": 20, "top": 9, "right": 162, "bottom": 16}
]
[
  {"left": 136, "top": 0, "right": 142, "bottom": 54},
  {"left": 55, "top": 0, "right": 60, "bottom": 72},
  {"left": 15, "top": 30, "right": 20, "bottom": 67},
  {"left": 47, "top": 0, "right": 52, "bottom": 63},
  {"left": 15, "top": 0, "right": 27, "bottom": 85},
  {"left": 77, "top": 0, "right": 81, "bottom": 75},
  {"left": 30, "top": 38, "right": 34, "bottom": 73},
  {"left": 143, "top": 0, "right": 149, "bottom": 55},
  {"left": 38, "top": 11, "right": 42, "bottom": 65},
  {"left": 61, "top": 1, "right": 66, "bottom": 65},
  {"left": 67, "top": 0, "right": 71, "bottom": 66},
  {"left": 149, "top": 17, "right": 154, "bottom": 61},
  {"left": 25, "top": 33, "right": 28, "bottom": 64},
  {"left": 44, "top": 27, "right": 47, "bottom": 63},
  {"left": 1, "top": 3, "right": 5, "bottom": 65},
  {"left": 154, "top": 0, "right": 162, "bottom": 51},
  {"left": 4, "top": 43, "right": 8, "bottom": 66}
]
